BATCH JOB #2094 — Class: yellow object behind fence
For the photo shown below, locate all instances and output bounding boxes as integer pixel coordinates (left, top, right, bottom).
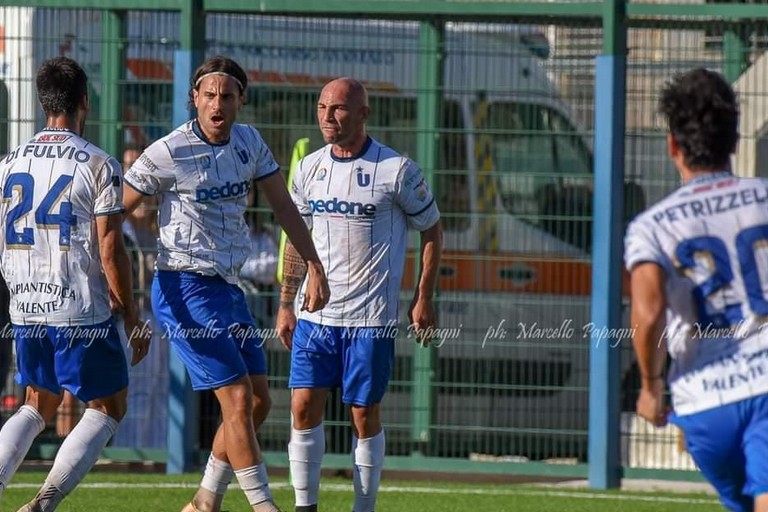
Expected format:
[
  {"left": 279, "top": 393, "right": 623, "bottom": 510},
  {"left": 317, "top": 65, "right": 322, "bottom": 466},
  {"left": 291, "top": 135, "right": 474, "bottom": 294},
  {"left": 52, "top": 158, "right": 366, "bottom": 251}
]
[
  {"left": 472, "top": 93, "right": 499, "bottom": 253},
  {"left": 276, "top": 137, "right": 310, "bottom": 284}
]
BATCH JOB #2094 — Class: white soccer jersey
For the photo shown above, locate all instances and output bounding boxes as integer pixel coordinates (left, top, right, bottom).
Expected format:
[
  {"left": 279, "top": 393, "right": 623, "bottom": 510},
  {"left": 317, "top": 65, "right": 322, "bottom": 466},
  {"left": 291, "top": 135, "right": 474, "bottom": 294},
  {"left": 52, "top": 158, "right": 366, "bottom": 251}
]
[
  {"left": 0, "top": 129, "right": 123, "bottom": 326},
  {"left": 124, "top": 120, "right": 279, "bottom": 283},
  {"left": 291, "top": 137, "right": 440, "bottom": 327},
  {"left": 625, "top": 171, "right": 768, "bottom": 415}
]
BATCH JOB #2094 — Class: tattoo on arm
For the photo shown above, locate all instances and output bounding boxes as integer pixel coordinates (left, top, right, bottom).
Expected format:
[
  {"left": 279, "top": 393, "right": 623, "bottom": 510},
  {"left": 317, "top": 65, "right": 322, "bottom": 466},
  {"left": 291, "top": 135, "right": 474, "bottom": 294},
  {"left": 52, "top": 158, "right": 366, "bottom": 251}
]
[{"left": 280, "top": 241, "right": 308, "bottom": 307}]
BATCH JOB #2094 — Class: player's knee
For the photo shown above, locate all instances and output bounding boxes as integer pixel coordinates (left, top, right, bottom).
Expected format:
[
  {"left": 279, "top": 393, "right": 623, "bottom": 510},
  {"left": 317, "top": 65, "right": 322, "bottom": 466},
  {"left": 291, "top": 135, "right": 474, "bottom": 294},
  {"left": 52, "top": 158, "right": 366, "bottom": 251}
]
[
  {"left": 255, "top": 390, "right": 272, "bottom": 410},
  {"left": 291, "top": 402, "right": 323, "bottom": 430},
  {"left": 86, "top": 403, "right": 126, "bottom": 422},
  {"left": 253, "top": 391, "right": 272, "bottom": 420},
  {"left": 217, "top": 380, "right": 254, "bottom": 419},
  {"left": 36, "top": 401, "right": 64, "bottom": 424},
  {"left": 105, "top": 402, "right": 127, "bottom": 422},
  {"left": 350, "top": 405, "right": 382, "bottom": 438},
  {"left": 291, "top": 394, "right": 324, "bottom": 429},
  {"left": 25, "top": 386, "right": 65, "bottom": 423},
  {"left": 87, "top": 389, "right": 128, "bottom": 422}
]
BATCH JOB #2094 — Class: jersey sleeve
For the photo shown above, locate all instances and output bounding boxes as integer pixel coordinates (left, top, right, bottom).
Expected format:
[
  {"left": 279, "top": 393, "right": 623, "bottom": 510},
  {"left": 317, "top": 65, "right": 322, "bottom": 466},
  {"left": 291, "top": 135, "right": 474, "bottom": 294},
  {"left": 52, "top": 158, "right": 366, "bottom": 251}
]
[
  {"left": 123, "top": 140, "right": 176, "bottom": 195},
  {"left": 249, "top": 127, "right": 281, "bottom": 181},
  {"left": 94, "top": 156, "right": 125, "bottom": 216},
  {"left": 0, "top": 165, "right": 8, "bottom": 256},
  {"left": 395, "top": 159, "right": 440, "bottom": 230},
  {"left": 624, "top": 215, "right": 666, "bottom": 272},
  {"left": 290, "top": 158, "right": 312, "bottom": 229}
]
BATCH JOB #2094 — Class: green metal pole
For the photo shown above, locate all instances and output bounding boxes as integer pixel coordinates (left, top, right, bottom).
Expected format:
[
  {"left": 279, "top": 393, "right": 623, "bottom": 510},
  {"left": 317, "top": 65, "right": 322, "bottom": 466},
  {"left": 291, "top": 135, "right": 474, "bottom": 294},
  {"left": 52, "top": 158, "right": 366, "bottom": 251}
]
[
  {"left": 411, "top": 20, "right": 443, "bottom": 455},
  {"left": 602, "top": 0, "right": 626, "bottom": 56},
  {"left": 723, "top": 27, "right": 748, "bottom": 83},
  {"left": 167, "top": 0, "right": 204, "bottom": 475},
  {"left": 99, "top": 10, "right": 124, "bottom": 157}
]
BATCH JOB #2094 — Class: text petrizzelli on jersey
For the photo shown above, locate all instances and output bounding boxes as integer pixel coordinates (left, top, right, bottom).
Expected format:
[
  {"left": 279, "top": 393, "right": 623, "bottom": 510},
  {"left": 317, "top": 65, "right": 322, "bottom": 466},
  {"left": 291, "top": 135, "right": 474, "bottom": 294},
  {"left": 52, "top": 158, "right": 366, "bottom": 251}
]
[{"left": 652, "top": 187, "right": 768, "bottom": 224}]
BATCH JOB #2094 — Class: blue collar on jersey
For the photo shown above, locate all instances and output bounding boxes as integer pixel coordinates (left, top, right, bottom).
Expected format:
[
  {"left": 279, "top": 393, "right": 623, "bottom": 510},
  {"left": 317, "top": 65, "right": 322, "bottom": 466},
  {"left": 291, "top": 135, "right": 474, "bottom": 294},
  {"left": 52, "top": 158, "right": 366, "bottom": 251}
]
[
  {"left": 192, "top": 119, "right": 230, "bottom": 146},
  {"left": 329, "top": 136, "right": 372, "bottom": 162},
  {"left": 684, "top": 170, "right": 734, "bottom": 186}
]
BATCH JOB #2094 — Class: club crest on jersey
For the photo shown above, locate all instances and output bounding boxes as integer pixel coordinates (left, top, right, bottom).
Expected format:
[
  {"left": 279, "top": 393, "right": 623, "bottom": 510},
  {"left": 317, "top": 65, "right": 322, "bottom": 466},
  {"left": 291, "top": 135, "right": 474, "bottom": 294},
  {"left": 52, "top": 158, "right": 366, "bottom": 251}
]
[
  {"left": 415, "top": 179, "right": 428, "bottom": 201},
  {"left": 235, "top": 147, "right": 249, "bottom": 165},
  {"left": 356, "top": 167, "right": 371, "bottom": 187},
  {"left": 316, "top": 168, "right": 327, "bottom": 181},
  {"left": 413, "top": 177, "right": 429, "bottom": 201},
  {"left": 200, "top": 155, "right": 211, "bottom": 169}
]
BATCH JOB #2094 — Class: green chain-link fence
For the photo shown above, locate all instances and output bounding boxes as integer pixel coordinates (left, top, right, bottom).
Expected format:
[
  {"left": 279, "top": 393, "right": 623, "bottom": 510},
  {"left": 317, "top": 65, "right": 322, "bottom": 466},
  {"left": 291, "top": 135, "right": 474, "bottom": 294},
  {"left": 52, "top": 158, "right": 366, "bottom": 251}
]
[{"left": 1, "top": 1, "right": 767, "bottom": 481}]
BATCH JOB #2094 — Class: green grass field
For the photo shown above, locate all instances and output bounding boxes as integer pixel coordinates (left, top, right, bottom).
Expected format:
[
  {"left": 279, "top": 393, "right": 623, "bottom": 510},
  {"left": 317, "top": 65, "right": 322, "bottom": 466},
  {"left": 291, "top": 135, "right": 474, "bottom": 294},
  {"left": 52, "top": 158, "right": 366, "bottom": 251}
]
[{"left": 0, "top": 471, "right": 723, "bottom": 511}]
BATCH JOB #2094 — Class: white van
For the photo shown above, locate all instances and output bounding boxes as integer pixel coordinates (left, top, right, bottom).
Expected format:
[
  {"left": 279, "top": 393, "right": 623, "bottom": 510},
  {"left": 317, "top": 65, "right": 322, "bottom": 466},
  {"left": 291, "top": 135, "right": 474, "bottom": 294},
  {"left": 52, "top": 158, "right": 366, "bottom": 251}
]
[{"left": 0, "top": 8, "right": 645, "bottom": 459}]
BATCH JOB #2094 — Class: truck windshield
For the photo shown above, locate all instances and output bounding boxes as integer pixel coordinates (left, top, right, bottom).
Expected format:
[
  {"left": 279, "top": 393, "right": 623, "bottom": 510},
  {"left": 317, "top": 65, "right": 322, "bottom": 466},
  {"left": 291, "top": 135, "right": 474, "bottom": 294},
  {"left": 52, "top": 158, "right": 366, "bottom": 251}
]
[{"left": 487, "top": 101, "right": 593, "bottom": 252}]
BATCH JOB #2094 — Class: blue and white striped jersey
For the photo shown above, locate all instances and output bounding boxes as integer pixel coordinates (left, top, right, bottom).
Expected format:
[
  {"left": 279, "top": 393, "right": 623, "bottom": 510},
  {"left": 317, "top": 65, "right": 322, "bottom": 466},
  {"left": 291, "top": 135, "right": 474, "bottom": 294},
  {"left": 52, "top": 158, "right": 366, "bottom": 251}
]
[
  {"left": 625, "top": 172, "right": 768, "bottom": 415},
  {"left": 124, "top": 120, "right": 279, "bottom": 283},
  {"left": 0, "top": 128, "right": 123, "bottom": 326},
  {"left": 291, "top": 137, "right": 440, "bottom": 327}
]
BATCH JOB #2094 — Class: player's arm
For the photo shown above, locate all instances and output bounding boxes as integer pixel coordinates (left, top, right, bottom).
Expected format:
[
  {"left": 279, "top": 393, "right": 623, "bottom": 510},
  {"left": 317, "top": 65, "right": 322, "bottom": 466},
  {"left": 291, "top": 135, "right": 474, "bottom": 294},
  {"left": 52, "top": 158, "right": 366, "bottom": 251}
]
[
  {"left": 275, "top": 240, "right": 307, "bottom": 350},
  {"left": 409, "top": 220, "right": 443, "bottom": 342},
  {"left": 123, "top": 185, "right": 150, "bottom": 217},
  {"left": 97, "top": 213, "right": 149, "bottom": 366},
  {"left": 414, "top": 221, "right": 442, "bottom": 302},
  {"left": 630, "top": 262, "right": 667, "bottom": 381},
  {"left": 629, "top": 261, "right": 669, "bottom": 426},
  {"left": 259, "top": 171, "right": 328, "bottom": 313},
  {"left": 121, "top": 144, "right": 170, "bottom": 217},
  {"left": 395, "top": 159, "right": 443, "bottom": 342},
  {"left": 97, "top": 214, "right": 135, "bottom": 318},
  {"left": 280, "top": 241, "right": 308, "bottom": 309},
  {"left": 96, "top": 156, "right": 151, "bottom": 365}
]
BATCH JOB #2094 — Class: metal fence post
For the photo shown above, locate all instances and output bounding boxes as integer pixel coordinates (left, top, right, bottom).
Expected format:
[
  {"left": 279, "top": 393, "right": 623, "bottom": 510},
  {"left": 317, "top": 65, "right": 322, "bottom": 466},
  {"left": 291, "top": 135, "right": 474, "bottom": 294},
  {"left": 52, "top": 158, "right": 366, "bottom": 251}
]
[
  {"left": 411, "top": 20, "right": 444, "bottom": 455},
  {"left": 99, "top": 9, "right": 124, "bottom": 157},
  {"left": 588, "top": 0, "right": 627, "bottom": 490},
  {"left": 166, "top": 0, "right": 204, "bottom": 475}
]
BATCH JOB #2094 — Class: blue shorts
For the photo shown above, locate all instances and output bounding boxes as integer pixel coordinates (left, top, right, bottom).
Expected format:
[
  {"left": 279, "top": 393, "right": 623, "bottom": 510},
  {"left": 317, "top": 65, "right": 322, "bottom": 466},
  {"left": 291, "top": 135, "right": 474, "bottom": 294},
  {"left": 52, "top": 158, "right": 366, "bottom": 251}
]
[
  {"left": 288, "top": 319, "right": 395, "bottom": 406},
  {"left": 671, "top": 395, "right": 768, "bottom": 512},
  {"left": 14, "top": 319, "right": 129, "bottom": 403},
  {"left": 152, "top": 270, "right": 266, "bottom": 391}
]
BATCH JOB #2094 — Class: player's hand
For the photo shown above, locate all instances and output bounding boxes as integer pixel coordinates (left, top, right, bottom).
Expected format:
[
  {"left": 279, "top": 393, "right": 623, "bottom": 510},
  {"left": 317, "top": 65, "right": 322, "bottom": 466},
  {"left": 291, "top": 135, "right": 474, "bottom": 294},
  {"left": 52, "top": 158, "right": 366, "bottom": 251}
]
[
  {"left": 276, "top": 305, "right": 297, "bottom": 351},
  {"left": 408, "top": 296, "right": 436, "bottom": 347},
  {"left": 636, "top": 378, "right": 669, "bottom": 427},
  {"left": 123, "top": 312, "right": 151, "bottom": 367},
  {"left": 302, "top": 262, "right": 330, "bottom": 313}
]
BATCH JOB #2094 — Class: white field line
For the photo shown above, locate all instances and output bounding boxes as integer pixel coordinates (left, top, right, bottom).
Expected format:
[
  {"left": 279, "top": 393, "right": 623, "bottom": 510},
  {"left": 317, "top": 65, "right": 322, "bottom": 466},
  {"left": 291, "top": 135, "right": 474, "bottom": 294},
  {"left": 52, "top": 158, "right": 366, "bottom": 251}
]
[{"left": 8, "top": 481, "right": 719, "bottom": 505}]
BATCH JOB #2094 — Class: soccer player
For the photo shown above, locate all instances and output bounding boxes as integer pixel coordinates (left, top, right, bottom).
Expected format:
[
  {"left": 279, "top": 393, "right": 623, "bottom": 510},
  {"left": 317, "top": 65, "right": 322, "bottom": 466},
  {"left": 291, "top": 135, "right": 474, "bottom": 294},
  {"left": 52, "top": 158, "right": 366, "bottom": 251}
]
[
  {"left": 276, "top": 77, "right": 443, "bottom": 512},
  {"left": 0, "top": 56, "right": 150, "bottom": 511},
  {"left": 626, "top": 68, "right": 768, "bottom": 512},
  {"left": 122, "top": 56, "right": 329, "bottom": 512}
]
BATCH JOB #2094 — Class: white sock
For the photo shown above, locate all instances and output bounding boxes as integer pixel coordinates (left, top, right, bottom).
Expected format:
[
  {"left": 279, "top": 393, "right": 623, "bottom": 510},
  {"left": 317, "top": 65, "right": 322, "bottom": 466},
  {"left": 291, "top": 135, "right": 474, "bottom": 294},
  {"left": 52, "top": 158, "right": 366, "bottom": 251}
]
[
  {"left": 35, "top": 408, "right": 118, "bottom": 511},
  {"left": 352, "top": 431, "right": 385, "bottom": 512},
  {"left": 351, "top": 436, "right": 359, "bottom": 500},
  {"left": 234, "top": 463, "right": 273, "bottom": 506},
  {"left": 288, "top": 424, "right": 325, "bottom": 507},
  {"left": 200, "top": 452, "right": 233, "bottom": 495},
  {"left": 0, "top": 405, "right": 45, "bottom": 498}
]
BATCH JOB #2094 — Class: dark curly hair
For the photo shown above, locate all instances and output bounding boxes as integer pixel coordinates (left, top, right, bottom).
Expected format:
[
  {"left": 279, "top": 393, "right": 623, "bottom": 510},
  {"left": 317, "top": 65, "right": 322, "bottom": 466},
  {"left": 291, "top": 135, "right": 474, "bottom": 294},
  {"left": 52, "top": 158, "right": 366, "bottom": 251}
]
[
  {"left": 187, "top": 56, "right": 247, "bottom": 110},
  {"left": 658, "top": 68, "right": 739, "bottom": 171},
  {"left": 36, "top": 57, "right": 88, "bottom": 117}
]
